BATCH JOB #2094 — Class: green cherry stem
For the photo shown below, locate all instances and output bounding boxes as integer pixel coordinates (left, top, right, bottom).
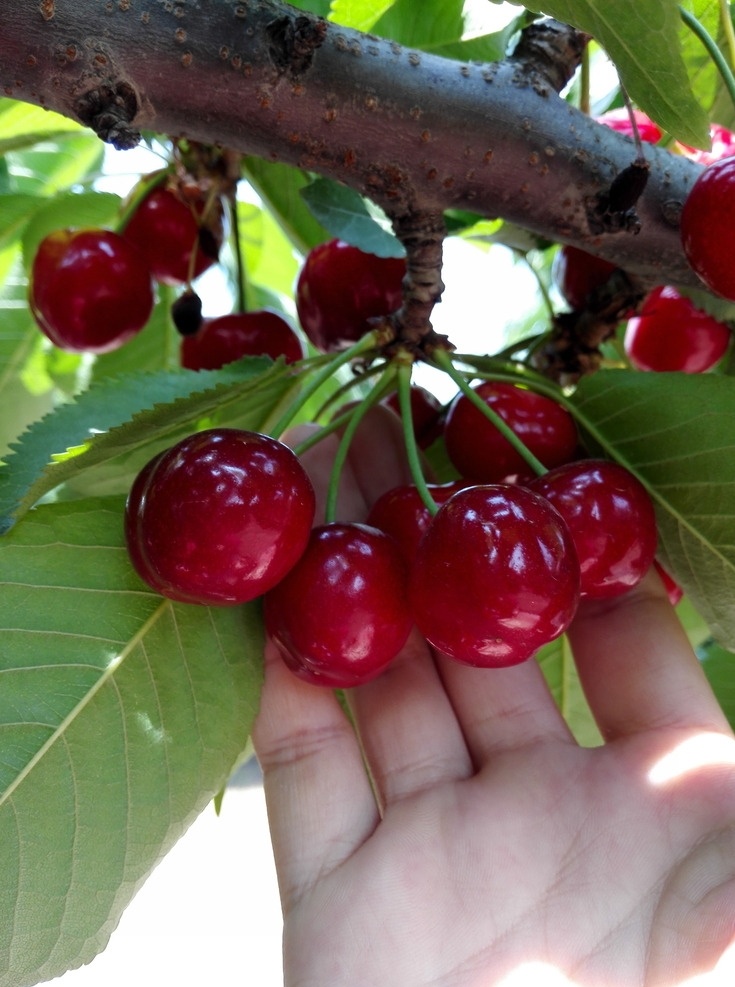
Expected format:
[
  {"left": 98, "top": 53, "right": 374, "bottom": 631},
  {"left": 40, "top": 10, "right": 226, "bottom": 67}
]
[
  {"left": 432, "top": 349, "right": 548, "bottom": 477},
  {"left": 324, "top": 366, "right": 397, "bottom": 523},
  {"left": 269, "top": 331, "right": 381, "bottom": 439},
  {"left": 720, "top": 0, "right": 735, "bottom": 70},
  {"left": 679, "top": 6, "right": 735, "bottom": 114},
  {"left": 230, "top": 193, "right": 247, "bottom": 314},
  {"left": 396, "top": 361, "right": 440, "bottom": 516}
]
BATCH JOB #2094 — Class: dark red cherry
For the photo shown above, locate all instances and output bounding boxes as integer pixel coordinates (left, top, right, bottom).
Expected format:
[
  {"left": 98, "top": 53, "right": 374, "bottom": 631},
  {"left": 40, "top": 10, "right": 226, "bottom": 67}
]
[
  {"left": 264, "top": 523, "right": 412, "bottom": 688},
  {"left": 443, "top": 381, "right": 579, "bottom": 483},
  {"left": 681, "top": 156, "right": 735, "bottom": 302},
  {"left": 552, "top": 245, "right": 618, "bottom": 310},
  {"left": 123, "top": 185, "right": 220, "bottom": 285},
  {"left": 383, "top": 385, "right": 444, "bottom": 448},
  {"left": 124, "top": 428, "right": 315, "bottom": 605},
  {"left": 180, "top": 310, "right": 305, "bottom": 370},
  {"left": 409, "top": 484, "right": 580, "bottom": 667},
  {"left": 295, "top": 239, "right": 405, "bottom": 350},
  {"left": 624, "top": 286, "right": 730, "bottom": 373},
  {"left": 530, "top": 459, "right": 657, "bottom": 599},
  {"left": 366, "top": 481, "right": 464, "bottom": 564},
  {"left": 29, "top": 228, "right": 154, "bottom": 353}
]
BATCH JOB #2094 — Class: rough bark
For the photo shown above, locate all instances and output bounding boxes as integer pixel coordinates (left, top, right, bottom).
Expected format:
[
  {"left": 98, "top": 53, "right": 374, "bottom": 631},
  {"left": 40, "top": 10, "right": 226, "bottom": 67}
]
[{"left": 0, "top": 0, "right": 705, "bottom": 288}]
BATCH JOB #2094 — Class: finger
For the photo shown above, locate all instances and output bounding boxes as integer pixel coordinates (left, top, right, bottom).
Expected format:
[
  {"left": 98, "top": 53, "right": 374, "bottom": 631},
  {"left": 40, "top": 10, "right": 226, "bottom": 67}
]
[
  {"left": 251, "top": 640, "right": 378, "bottom": 911},
  {"left": 567, "top": 569, "right": 732, "bottom": 742},
  {"left": 436, "top": 651, "right": 575, "bottom": 765},
  {"left": 346, "top": 628, "right": 474, "bottom": 809}
]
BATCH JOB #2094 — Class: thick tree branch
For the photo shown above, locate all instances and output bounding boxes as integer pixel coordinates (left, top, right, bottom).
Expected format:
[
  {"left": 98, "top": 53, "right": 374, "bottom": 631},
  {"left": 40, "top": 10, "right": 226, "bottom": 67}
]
[{"left": 1, "top": 0, "right": 704, "bottom": 288}]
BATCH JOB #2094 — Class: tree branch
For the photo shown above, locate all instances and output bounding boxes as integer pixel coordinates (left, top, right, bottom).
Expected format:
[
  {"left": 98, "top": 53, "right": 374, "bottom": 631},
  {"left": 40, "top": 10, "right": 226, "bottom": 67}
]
[{"left": 1, "top": 0, "right": 703, "bottom": 287}]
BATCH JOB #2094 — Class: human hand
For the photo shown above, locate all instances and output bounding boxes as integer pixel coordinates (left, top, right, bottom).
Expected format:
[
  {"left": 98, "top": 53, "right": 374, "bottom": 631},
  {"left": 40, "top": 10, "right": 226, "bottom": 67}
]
[{"left": 252, "top": 409, "right": 735, "bottom": 987}]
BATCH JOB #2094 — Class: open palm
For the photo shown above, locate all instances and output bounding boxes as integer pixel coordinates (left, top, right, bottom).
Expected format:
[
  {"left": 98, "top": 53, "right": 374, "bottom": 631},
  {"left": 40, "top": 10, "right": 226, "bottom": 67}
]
[{"left": 253, "top": 411, "right": 735, "bottom": 987}]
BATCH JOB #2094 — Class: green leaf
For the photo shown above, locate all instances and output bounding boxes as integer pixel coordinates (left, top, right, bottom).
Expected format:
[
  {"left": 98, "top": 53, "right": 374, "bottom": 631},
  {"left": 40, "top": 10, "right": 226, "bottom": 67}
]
[
  {"left": 537, "top": 636, "right": 602, "bottom": 747},
  {"left": 329, "top": 0, "right": 396, "bottom": 31},
  {"left": 678, "top": 0, "right": 728, "bottom": 133},
  {"left": 0, "top": 359, "right": 299, "bottom": 529},
  {"left": 525, "top": 0, "right": 709, "bottom": 146},
  {"left": 300, "top": 178, "right": 405, "bottom": 257},
  {"left": 570, "top": 370, "right": 735, "bottom": 648},
  {"left": 7, "top": 133, "right": 104, "bottom": 198},
  {"left": 0, "top": 100, "right": 87, "bottom": 146},
  {"left": 0, "top": 496, "right": 262, "bottom": 986}
]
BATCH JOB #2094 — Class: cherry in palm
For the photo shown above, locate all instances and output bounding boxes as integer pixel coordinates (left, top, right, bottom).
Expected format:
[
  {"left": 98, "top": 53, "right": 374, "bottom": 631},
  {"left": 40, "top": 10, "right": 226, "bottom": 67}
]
[
  {"left": 264, "top": 522, "right": 412, "bottom": 687},
  {"left": 125, "top": 428, "right": 315, "bottom": 605},
  {"left": 409, "top": 484, "right": 580, "bottom": 667}
]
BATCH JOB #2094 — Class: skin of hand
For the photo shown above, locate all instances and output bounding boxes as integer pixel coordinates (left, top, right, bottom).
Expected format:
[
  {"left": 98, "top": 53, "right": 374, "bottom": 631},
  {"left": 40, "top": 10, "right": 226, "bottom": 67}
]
[{"left": 252, "top": 407, "right": 735, "bottom": 987}]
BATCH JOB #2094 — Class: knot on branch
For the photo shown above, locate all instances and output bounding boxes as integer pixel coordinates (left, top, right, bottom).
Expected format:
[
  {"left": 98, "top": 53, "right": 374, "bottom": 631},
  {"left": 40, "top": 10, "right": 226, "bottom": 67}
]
[
  {"left": 265, "top": 13, "right": 327, "bottom": 77},
  {"left": 587, "top": 158, "right": 650, "bottom": 235},
  {"left": 509, "top": 18, "right": 590, "bottom": 95},
  {"left": 531, "top": 269, "right": 645, "bottom": 384},
  {"left": 74, "top": 80, "right": 139, "bottom": 150}
]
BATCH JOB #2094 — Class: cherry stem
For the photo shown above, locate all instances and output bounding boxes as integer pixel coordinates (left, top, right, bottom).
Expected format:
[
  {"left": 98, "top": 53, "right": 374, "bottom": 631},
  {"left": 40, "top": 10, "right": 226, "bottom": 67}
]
[
  {"left": 679, "top": 6, "right": 735, "bottom": 115},
  {"left": 720, "top": 0, "right": 735, "bottom": 70},
  {"left": 268, "top": 331, "right": 381, "bottom": 439},
  {"left": 432, "top": 350, "right": 548, "bottom": 477},
  {"left": 324, "top": 367, "right": 397, "bottom": 523},
  {"left": 396, "top": 361, "right": 440, "bottom": 516}
]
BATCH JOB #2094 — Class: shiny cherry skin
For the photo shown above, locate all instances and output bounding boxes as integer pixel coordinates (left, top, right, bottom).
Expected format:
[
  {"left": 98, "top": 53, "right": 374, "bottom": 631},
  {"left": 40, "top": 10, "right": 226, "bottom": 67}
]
[
  {"left": 624, "top": 286, "right": 730, "bottom": 372},
  {"left": 443, "top": 381, "right": 579, "bottom": 483},
  {"left": 681, "top": 156, "right": 735, "bottom": 301},
  {"left": 530, "top": 459, "right": 657, "bottom": 599},
  {"left": 596, "top": 107, "right": 662, "bottom": 143},
  {"left": 409, "top": 484, "right": 580, "bottom": 667},
  {"left": 676, "top": 124, "right": 735, "bottom": 166},
  {"left": 125, "top": 428, "right": 315, "bottom": 605},
  {"left": 295, "top": 239, "right": 406, "bottom": 350},
  {"left": 180, "top": 310, "right": 305, "bottom": 370},
  {"left": 366, "top": 481, "right": 465, "bottom": 564},
  {"left": 552, "top": 245, "right": 618, "bottom": 310},
  {"left": 264, "top": 522, "right": 413, "bottom": 687},
  {"left": 29, "top": 228, "right": 154, "bottom": 353},
  {"left": 123, "top": 186, "right": 220, "bottom": 285},
  {"left": 383, "top": 385, "right": 444, "bottom": 448}
]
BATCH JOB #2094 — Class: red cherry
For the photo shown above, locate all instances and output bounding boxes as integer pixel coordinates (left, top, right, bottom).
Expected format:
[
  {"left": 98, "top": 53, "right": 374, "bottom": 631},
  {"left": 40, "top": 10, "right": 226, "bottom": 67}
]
[
  {"left": 596, "top": 108, "right": 662, "bottom": 144},
  {"left": 383, "top": 385, "right": 444, "bottom": 448},
  {"left": 29, "top": 228, "right": 154, "bottom": 353},
  {"left": 264, "top": 523, "right": 413, "bottom": 687},
  {"left": 624, "top": 286, "right": 730, "bottom": 372},
  {"left": 676, "top": 124, "right": 735, "bottom": 166},
  {"left": 552, "top": 245, "right": 618, "bottom": 310},
  {"left": 443, "top": 381, "right": 579, "bottom": 483},
  {"left": 124, "top": 428, "right": 315, "bottom": 605},
  {"left": 366, "top": 481, "right": 465, "bottom": 564},
  {"left": 409, "top": 485, "right": 580, "bottom": 667},
  {"left": 180, "top": 310, "right": 305, "bottom": 370},
  {"left": 295, "top": 239, "right": 405, "bottom": 350},
  {"left": 529, "top": 459, "right": 657, "bottom": 599},
  {"left": 123, "top": 186, "right": 220, "bottom": 285},
  {"left": 681, "top": 156, "right": 735, "bottom": 301}
]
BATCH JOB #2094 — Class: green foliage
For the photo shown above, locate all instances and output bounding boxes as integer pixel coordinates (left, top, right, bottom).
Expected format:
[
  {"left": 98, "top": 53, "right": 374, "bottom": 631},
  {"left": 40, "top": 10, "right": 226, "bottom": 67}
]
[
  {"left": 0, "top": 497, "right": 263, "bottom": 986},
  {"left": 300, "top": 178, "right": 405, "bottom": 257}
]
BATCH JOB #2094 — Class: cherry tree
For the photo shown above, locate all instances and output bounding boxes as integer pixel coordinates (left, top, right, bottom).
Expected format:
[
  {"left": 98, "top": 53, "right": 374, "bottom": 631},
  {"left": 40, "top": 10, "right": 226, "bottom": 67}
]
[{"left": 1, "top": 1, "right": 735, "bottom": 984}]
